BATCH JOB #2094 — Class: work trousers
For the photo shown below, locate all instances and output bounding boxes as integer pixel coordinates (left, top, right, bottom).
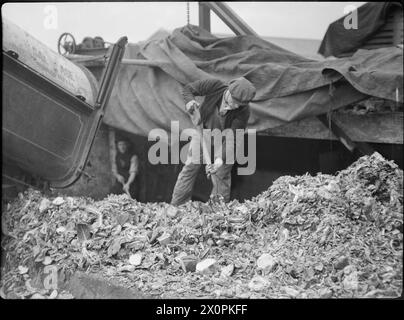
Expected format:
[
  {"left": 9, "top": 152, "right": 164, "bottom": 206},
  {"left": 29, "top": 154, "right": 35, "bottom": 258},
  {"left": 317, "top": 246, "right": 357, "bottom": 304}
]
[{"left": 171, "top": 129, "right": 233, "bottom": 206}]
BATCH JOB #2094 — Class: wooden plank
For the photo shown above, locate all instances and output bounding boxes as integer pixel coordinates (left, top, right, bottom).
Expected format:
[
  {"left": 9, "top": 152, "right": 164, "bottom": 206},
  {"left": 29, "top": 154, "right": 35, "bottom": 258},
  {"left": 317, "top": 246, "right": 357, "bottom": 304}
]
[{"left": 259, "top": 112, "right": 403, "bottom": 144}]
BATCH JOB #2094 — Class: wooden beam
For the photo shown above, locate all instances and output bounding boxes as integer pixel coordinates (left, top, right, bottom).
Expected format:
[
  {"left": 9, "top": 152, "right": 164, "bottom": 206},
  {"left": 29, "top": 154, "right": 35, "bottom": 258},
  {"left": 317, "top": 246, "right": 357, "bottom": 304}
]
[
  {"left": 203, "top": 2, "right": 258, "bottom": 36},
  {"left": 392, "top": 9, "right": 403, "bottom": 46},
  {"left": 199, "top": 3, "right": 211, "bottom": 32},
  {"left": 260, "top": 112, "right": 403, "bottom": 145},
  {"left": 73, "top": 58, "right": 206, "bottom": 68},
  {"left": 317, "top": 114, "right": 374, "bottom": 155}
]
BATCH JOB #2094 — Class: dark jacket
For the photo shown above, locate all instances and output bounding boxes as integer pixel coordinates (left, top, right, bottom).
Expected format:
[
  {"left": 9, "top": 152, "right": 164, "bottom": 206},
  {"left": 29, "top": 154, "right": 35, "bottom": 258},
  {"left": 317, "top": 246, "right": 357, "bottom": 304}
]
[
  {"left": 115, "top": 151, "right": 132, "bottom": 180},
  {"left": 182, "top": 78, "right": 250, "bottom": 162}
]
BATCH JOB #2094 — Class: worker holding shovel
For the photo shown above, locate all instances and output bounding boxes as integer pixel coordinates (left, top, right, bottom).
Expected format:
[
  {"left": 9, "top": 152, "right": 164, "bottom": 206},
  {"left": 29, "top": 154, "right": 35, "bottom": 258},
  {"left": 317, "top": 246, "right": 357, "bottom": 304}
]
[
  {"left": 110, "top": 138, "right": 140, "bottom": 200},
  {"left": 171, "top": 77, "right": 256, "bottom": 206}
]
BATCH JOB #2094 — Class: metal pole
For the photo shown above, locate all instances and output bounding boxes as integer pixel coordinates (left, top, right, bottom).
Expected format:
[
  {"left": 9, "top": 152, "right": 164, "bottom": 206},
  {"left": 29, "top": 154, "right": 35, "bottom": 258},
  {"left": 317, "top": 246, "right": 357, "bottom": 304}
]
[{"left": 199, "top": 2, "right": 211, "bottom": 32}]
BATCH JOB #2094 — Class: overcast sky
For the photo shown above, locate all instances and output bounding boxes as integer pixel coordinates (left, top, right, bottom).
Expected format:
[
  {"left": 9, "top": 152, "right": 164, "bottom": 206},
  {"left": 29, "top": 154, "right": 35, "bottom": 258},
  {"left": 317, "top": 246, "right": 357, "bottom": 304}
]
[{"left": 2, "top": 2, "right": 365, "bottom": 52}]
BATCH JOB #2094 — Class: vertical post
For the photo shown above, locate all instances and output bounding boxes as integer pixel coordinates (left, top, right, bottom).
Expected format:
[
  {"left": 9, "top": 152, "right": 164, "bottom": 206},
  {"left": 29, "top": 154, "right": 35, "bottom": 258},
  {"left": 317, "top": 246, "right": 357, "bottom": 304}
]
[
  {"left": 199, "top": 3, "right": 211, "bottom": 32},
  {"left": 392, "top": 9, "right": 402, "bottom": 46},
  {"left": 108, "top": 127, "right": 117, "bottom": 184}
]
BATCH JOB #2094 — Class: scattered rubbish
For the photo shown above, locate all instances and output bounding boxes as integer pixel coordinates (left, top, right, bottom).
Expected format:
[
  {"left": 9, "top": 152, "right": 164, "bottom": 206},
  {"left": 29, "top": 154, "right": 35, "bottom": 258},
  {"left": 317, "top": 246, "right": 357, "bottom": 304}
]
[{"left": 0, "top": 153, "right": 402, "bottom": 299}]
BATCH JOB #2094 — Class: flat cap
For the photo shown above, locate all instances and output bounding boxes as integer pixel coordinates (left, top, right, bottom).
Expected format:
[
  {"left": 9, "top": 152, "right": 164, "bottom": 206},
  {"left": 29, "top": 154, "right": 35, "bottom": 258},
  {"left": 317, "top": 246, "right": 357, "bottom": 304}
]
[{"left": 228, "top": 77, "right": 256, "bottom": 104}]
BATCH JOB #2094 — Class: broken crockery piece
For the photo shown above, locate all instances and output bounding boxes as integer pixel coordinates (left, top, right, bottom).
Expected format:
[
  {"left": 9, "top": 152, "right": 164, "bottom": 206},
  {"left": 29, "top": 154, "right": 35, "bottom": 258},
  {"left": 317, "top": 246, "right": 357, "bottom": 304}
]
[
  {"left": 129, "top": 253, "right": 143, "bottom": 266},
  {"left": 48, "top": 290, "right": 58, "bottom": 299},
  {"left": 180, "top": 256, "right": 198, "bottom": 272},
  {"left": 220, "top": 264, "right": 234, "bottom": 278},
  {"left": 76, "top": 223, "right": 91, "bottom": 241},
  {"left": 157, "top": 232, "right": 171, "bottom": 246},
  {"left": 118, "top": 265, "right": 136, "bottom": 272},
  {"left": 52, "top": 197, "right": 65, "bottom": 206},
  {"left": 18, "top": 266, "right": 29, "bottom": 274},
  {"left": 56, "top": 226, "right": 66, "bottom": 234},
  {"left": 38, "top": 199, "right": 51, "bottom": 213},
  {"left": 257, "top": 253, "right": 277, "bottom": 272},
  {"left": 196, "top": 258, "right": 217, "bottom": 274},
  {"left": 334, "top": 256, "right": 349, "bottom": 270}
]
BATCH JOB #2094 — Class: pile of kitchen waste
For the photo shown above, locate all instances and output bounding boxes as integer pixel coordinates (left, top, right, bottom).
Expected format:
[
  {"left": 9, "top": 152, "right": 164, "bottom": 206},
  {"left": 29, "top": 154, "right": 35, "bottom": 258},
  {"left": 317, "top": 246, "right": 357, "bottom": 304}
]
[{"left": 1, "top": 152, "right": 402, "bottom": 299}]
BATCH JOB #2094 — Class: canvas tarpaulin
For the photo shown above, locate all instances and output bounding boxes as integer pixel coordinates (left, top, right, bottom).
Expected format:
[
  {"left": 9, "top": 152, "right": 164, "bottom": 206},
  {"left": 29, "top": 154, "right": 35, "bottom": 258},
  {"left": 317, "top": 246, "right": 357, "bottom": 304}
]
[
  {"left": 104, "top": 24, "right": 403, "bottom": 139},
  {"left": 318, "top": 2, "right": 403, "bottom": 58}
]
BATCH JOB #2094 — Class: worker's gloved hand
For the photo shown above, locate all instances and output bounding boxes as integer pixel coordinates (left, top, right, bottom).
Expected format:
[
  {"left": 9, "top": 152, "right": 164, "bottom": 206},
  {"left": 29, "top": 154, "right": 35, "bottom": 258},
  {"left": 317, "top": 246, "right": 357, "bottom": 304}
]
[
  {"left": 116, "top": 174, "right": 125, "bottom": 185},
  {"left": 206, "top": 157, "right": 223, "bottom": 175},
  {"left": 185, "top": 100, "right": 200, "bottom": 114}
]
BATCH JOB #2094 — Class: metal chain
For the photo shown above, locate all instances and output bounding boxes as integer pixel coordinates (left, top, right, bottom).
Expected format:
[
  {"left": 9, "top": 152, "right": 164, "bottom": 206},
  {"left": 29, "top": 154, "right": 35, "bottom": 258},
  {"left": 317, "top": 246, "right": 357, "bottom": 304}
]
[{"left": 186, "top": 2, "right": 190, "bottom": 25}]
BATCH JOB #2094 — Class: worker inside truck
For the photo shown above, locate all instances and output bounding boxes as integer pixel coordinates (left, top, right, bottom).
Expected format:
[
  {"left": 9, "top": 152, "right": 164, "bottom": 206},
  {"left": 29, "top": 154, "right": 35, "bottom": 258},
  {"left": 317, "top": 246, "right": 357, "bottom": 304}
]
[
  {"left": 110, "top": 137, "right": 140, "bottom": 200},
  {"left": 171, "top": 77, "right": 256, "bottom": 206}
]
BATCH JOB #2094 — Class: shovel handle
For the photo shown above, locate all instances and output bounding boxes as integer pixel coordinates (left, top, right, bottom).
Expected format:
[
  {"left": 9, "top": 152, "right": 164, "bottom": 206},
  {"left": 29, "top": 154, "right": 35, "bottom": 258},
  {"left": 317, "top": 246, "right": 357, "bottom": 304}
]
[
  {"left": 198, "top": 125, "right": 214, "bottom": 180},
  {"left": 188, "top": 108, "right": 214, "bottom": 180},
  {"left": 124, "top": 189, "right": 132, "bottom": 199}
]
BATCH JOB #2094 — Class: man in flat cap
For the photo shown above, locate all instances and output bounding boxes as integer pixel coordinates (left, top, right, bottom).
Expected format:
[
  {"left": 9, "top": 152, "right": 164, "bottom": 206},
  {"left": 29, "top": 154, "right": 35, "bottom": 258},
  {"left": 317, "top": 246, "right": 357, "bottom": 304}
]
[{"left": 171, "top": 77, "right": 256, "bottom": 206}]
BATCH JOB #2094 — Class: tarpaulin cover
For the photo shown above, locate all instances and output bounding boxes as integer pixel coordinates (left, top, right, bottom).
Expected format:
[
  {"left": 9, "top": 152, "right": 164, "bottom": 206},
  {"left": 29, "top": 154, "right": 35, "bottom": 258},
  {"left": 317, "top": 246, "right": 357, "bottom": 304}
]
[
  {"left": 318, "top": 2, "right": 403, "bottom": 57},
  {"left": 104, "top": 24, "right": 403, "bottom": 139}
]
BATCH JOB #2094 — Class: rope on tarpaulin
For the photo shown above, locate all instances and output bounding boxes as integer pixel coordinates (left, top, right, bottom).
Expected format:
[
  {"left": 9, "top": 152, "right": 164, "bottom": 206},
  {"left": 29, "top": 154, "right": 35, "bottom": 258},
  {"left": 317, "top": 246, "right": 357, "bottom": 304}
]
[{"left": 327, "top": 81, "right": 336, "bottom": 151}]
